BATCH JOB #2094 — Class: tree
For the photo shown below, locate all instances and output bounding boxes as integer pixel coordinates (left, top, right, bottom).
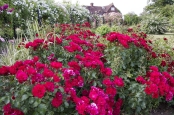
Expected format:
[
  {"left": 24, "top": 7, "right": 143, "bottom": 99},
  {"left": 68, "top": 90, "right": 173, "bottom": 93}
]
[
  {"left": 147, "top": 0, "right": 174, "bottom": 6},
  {"left": 123, "top": 13, "right": 140, "bottom": 26}
]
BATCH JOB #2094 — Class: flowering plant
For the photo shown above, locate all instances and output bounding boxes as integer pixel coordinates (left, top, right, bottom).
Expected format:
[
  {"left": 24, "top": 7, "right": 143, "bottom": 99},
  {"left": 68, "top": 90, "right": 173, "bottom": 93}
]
[
  {"left": 0, "top": 4, "right": 14, "bottom": 14},
  {"left": 0, "top": 23, "right": 124, "bottom": 115},
  {"left": 1, "top": 23, "right": 174, "bottom": 115}
]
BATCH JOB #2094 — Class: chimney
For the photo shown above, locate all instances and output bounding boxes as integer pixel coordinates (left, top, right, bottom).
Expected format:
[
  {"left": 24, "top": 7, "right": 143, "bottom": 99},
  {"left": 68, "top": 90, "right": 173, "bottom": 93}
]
[{"left": 90, "top": 3, "right": 94, "bottom": 6}]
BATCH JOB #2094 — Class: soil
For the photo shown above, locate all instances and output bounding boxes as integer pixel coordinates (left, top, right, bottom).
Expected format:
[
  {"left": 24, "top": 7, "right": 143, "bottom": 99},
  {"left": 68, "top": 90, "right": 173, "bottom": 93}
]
[{"left": 150, "top": 103, "right": 174, "bottom": 115}]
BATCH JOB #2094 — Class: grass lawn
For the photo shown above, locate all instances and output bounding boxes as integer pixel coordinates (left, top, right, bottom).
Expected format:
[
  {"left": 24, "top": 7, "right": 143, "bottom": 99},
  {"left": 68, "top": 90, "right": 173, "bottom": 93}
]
[{"left": 148, "top": 33, "right": 174, "bottom": 39}]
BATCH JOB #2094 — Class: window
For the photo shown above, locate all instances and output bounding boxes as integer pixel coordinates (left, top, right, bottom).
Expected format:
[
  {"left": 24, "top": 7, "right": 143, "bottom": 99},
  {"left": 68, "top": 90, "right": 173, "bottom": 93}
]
[{"left": 111, "top": 7, "right": 115, "bottom": 11}]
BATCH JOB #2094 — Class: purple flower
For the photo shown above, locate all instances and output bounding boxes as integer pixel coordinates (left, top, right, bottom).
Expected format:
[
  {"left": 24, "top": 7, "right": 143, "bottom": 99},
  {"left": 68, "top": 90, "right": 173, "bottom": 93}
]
[
  {"left": 2, "top": 4, "right": 9, "bottom": 10},
  {"left": 8, "top": 8, "right": 14, "bottom": 12},
  {"left": 0, "top": 6, "right": 2, "bottom": 11}
]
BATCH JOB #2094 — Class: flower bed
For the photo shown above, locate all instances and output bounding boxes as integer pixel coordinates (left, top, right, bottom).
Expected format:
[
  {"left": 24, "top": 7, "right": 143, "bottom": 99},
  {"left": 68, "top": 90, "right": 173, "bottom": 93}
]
[{"left": 0, "top": 23, "right": 174, "bottom": 115}]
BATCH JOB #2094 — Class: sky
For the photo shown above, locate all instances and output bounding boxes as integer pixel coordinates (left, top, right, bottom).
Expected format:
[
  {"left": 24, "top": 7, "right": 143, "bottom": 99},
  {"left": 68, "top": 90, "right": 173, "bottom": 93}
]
[{"left": 55, "top": 0, "right": 148, "bottom": 15}]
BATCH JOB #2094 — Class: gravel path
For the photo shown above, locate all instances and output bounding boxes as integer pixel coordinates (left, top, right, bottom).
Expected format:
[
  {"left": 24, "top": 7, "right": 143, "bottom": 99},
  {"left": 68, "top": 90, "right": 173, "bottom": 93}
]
[{"left": 150, "top": 103, "right": 174, "bottom": 115}]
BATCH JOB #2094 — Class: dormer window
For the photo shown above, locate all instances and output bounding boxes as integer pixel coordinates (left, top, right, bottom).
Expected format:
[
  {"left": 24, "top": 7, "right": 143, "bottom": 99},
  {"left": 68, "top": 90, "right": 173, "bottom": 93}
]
[{"left": 111, "top": 7, "right": 115, "bottom": 11}]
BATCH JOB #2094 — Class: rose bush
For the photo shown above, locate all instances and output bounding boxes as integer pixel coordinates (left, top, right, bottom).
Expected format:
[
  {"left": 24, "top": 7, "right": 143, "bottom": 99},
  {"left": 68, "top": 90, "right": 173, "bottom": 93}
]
[
  {"left": 0, "top": 23, "right": 174, "bottom": 115},
  {"left": 0, "top": 22, "right": 124, "bottom": 115}
]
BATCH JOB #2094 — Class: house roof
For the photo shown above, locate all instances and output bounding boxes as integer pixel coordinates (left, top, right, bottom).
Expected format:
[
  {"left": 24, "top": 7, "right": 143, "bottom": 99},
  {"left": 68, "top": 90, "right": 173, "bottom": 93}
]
[
  {"left": 85, "top": 6, "right": 104, "bottom": 14},
  {"left": 83, "top": 3, "right": 120, "bottom": 15},
  {"left": 104, "top": 3, "right": 114, "bottom": 12}
]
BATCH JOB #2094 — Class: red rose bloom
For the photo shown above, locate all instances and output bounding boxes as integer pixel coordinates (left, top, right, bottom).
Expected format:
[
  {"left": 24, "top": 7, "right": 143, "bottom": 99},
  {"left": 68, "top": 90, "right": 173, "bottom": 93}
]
[
  {"left": 44, "top": 82, "right": 55, "bottom": 92},
  {"left": 16, "top": 70, "right": 28, "bottom": 83},
  {"left": 150, "top": 66, "right": 159, "bottom": 72},
  {"left": 101, "top": 67, "right": 112, "bottom": 77},
  {"left": 43, "top": 68, "right": 54, "bottom": 78},
  {"left": 106, "top": 87, "right": 117, "bottom": 96},
  {"left": 12, "top": 109, "right": 24, "bottom": 115},
  {"left": 33, "top": 56, "right": 39, "bottom": 62},
  {"left": 32, "top": 84, "right": 46, "bottom": 98},
  {"left": 114, "top": 76, "right": 124, "bottom": 87},
  {"left": 0, "top": 66, "right": 9, "bottom": 75},
  {"left": 53, "top": 75, "right": 60, "bottom": 82},
  {"left": 164, "top": 38, "right": 167, "bottom": 40},
  {"left": 103, "top": 78, "right": 112, "bottom": 86},
  {"left": 136, "top": 76, "right": 146, "bottom": 84},
  {"left": 3, "top": 103, "right": 12, "bottom": 113},
  {"left": 113, "top": 99, "right": 123, "bottom": 115},
  {"left": 51, "top": 97, "right": 63, "bottom": 108},
  {"left": 9, "top": 65, "right": 17, "bottom": 75},
  {"left": 50, "top": 61, "right": 63, "bottom": 69},
  {"left": 3, "top": 103, "right": 24, "bottom": 115},
  {"left": 151, "top": 52, "right": 157, "bottom": 58},
  {"left": 160, "top": 60, "right": 166, "bottom": 67}
]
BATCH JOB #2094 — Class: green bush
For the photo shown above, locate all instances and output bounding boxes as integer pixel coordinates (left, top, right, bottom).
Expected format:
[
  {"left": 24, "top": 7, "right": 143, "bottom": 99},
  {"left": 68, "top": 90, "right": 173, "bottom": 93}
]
[
  {"left": 95, "top": 24, "right": 111, "bottom": 36},
  {"left": 110, "top": 25, "right": 128, "bottom": 33},
  {"left": 141, "top": 14, "right": 169, "bottom": 34},
  {"left": 124, "top": 13, "right": 140, "bottom": 26}
]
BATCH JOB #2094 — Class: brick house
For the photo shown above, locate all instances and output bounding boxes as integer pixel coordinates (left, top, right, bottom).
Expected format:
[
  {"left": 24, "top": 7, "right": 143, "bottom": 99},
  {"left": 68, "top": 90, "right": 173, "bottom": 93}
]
[{"left": 83, "top": 3, "right": 121, "bottom": 15}]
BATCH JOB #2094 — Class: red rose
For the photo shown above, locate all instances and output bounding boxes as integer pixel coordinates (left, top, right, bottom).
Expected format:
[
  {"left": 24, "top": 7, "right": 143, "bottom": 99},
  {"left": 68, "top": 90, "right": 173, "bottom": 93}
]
[
  {"left": 55, "top": 92, "right": 63, "bottom": 99},
  {"left": 0, "top": 66, "right": 9, "bottom": 75},
  {"left": 89, "top": 87, "right": 99, "bottom": 101},
  {"left": 56, "top": 37, "right": 62, "bottom": 44},
  {"left": 3, "top": 103, "right": 12, "bottom": 113},
  {"left": 43, "top": 68, "right": 54, "bottom": 78},
  {"left": 101, "top": 67, "right": 112, "bottom": 77},
  {"left": 68, "top": 61, "right": 81, "bottom": 71},
  {"left": 51, "top": 97, "right": 62, "bottom": 108},
  {"left": 151, "top": 52, "right": 157, "bottom": 58},
  {"left": 106, "top": 87, "right": 117, "bottom": 96},
  {"left": 113, "top": 99, "right": 123, "bottom": 115},
  {"left": 114, "top": 76, "right": 124, "bottom": 87},
  {"left": 32, "top": 84, "right": 46, "bottom": 98},
  {"left": 9, "top": 65, "right": 17, "bottom": 75},
  {"left": 16, "top": 70, "right": 28, "bottom": 83},
  {"left": 13, "top": 109, "right": 24, "bottom": 115},
  {"left": 44, "top": 82, "right": 55, "bottom": 92},
  {"left": 53, "top": 75, "right": 60, "bottom": 82},
  {"left": 103, "top": 78, "right": 112, "bottom": 86},
  {"left": 150, "top": 66, "right": 159, "bottom": 72},
  {"left": 136, "top": 76, "right": 146, "bottom": 84},
  {"left": 160, "top": 60, "right": 166, "bottom": 67},
  {"left": 164, "top": 38, "right": 167, "bottom": 40},
  {"left": 33, "top": 56, "right": 39, "bottom": 62},
  {"left": 50, "top": 61, "right": 63, "bottom": 69}
]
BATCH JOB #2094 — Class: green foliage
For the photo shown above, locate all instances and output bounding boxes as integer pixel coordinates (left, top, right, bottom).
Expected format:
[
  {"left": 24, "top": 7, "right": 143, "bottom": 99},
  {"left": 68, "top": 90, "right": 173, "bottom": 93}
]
[
  {"left": 0, "top": 38, "right": 31, "bottom": 66},
  {"left": 147, "top": 35, "right": 174, "bottom": 73},
  {"left": 169, "top": 15, "right": 174, "bottom": 32},
  {"left": 119, "top": 82, "right": 160, "bottom": 114},
  {"left": 0, "top": 0, "right": 90, "bottom": 39},
  {"left": 124, "top": 13, "right": 140, "bottom": 26},
  {"left": 95, "top": 24, "right": 111, "bottom": 36},
  {"left": 154, "top": 0, "right": 174, "bottom": 6},
  {"left": 145, "top": 0, "right": 174, "bottom": 18},
  {"left": 160, "top": 4, "right": 174, "bottom": 18},
  {"left": 100, "top": 38, "right": 158, "bottom": 114},
  {"left": 141, "top": 14, "right": 169, "bottom": 34},
  {"left": 110, "top": 25, "right": 128, "bottom": 33}
]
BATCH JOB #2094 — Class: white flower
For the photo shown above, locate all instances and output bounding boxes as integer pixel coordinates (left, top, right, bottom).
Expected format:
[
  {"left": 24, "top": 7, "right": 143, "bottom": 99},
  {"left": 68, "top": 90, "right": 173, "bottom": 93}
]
[{"left": 0, "top": 37, "right": 5, "bottom": 42}]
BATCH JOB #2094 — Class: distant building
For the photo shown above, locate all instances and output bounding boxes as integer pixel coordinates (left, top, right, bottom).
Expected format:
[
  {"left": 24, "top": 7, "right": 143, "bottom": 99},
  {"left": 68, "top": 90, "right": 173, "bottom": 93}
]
[{"left": 83, "top": 3, "right": 121, "bottom": 15}]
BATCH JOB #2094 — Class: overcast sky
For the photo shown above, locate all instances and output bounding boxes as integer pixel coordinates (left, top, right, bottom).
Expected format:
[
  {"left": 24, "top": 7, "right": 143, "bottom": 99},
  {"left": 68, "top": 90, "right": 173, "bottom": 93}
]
[{"left": 55, "top": 0, "right": 148, "bottom": 15}]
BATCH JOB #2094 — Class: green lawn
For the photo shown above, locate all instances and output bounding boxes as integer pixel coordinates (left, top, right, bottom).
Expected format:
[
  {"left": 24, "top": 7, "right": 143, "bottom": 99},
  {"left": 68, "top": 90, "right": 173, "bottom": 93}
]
[{"left": 148, "top": 33, "right": 174, "bottom": 39}]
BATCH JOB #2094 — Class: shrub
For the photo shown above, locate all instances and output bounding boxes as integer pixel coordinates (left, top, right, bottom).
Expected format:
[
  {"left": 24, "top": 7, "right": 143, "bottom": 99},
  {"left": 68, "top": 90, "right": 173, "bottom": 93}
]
[
  {"left": 103, "top": 12, "right": 123, "bottom": 25},
  {"left": 141, "top": 14, "right": 169, "bottom": 34},
  {"left": 123, "top": 13, "right": 140, "bottom": 26},
  {"left": 95, "top": 24, "right": 111, "bottom": 36},
  {"left": 1, "top": 23, "right": 174, "bottom": 115},
  {"left": 0, "top": 23, "right": 124, "bottom": 115}
]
